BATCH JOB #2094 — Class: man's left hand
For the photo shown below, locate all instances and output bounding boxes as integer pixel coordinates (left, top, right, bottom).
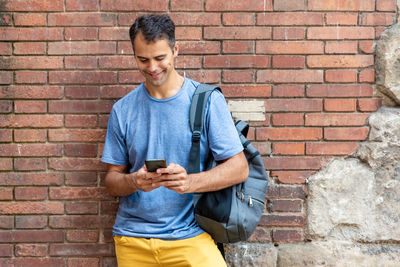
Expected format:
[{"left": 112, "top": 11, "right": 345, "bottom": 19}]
[{"left": 151, "top": 163, "right": 192, "bottom": 194}]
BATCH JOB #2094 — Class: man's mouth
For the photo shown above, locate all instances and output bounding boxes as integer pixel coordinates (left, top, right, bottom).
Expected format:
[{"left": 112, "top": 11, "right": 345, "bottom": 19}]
[{"left": 148, "top": 71, "right": 163, "bottom": 79}]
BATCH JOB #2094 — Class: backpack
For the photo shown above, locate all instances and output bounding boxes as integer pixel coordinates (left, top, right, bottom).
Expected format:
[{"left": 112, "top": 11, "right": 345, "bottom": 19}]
[{"left": 188, "top": 83, "right": 269, "bottom": 243}]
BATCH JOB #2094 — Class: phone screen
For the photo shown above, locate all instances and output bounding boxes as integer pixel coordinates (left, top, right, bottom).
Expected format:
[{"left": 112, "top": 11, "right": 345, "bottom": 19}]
[{"left": 145, "top": 159, "right": 167, "bottom": 172}]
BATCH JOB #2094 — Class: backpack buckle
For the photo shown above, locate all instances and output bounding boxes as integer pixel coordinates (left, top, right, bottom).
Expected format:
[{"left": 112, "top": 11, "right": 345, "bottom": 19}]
[{"left": 192, "top": 130, "right": 201, "bottom": 142}]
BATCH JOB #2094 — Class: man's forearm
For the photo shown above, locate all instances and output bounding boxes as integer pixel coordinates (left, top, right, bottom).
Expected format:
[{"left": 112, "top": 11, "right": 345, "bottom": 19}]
[
  {"left": 188, "top": 152, "right": 249, "bottom": 193},
  {"left": 105, "top": 171, "right": 138, "bottom": 197}
]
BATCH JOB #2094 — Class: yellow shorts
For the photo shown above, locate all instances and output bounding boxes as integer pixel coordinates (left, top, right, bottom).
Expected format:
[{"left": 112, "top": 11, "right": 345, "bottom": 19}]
[{"left": 114, "top": 232, "right": 227, "bottom": 267}]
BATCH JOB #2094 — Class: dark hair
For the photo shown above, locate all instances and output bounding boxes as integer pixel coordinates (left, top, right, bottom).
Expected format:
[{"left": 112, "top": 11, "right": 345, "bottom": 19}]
[{"left": 129, "top": 14, "right": 176, "bottom": 52}]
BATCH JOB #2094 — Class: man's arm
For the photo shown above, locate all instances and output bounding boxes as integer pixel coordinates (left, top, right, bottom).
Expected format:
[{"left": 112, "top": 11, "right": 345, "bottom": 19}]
[
  {"left": 104, "top": 164, "right": 163, "bottom": 196},
  {"left": 152, "top": 151, "right": 249, "bottom": 194}
]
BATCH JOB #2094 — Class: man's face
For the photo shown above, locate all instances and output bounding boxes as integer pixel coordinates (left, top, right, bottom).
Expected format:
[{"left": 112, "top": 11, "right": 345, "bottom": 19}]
[{"left": 133, "top": 33, "right": 178, "bottom": 89}]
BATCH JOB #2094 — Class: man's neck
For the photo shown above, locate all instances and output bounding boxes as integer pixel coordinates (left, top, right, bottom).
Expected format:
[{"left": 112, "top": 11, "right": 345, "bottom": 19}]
[{"left": 145, "top": 71, "right": 184, "bottom": 99}]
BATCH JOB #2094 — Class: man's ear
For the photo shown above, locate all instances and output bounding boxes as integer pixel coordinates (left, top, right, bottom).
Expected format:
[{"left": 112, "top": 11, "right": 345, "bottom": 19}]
[{"left": 173, "top": 43, "right": 179, "bottom": 57}]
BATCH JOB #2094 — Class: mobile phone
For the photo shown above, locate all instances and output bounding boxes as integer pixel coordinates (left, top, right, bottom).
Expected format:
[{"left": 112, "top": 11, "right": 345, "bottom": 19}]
[{"left": 145, "top": 159, "right": 167, "bottom": 172}]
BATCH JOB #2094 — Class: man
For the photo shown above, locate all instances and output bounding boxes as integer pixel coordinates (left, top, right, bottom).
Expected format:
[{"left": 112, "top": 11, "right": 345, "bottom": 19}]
[{"left": 101, "top": 14, "right": 248, "bottom": 267}]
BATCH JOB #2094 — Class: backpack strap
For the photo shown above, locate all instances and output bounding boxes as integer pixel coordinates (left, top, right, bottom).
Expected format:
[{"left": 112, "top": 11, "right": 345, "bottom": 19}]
[{"left": 188, "top": 83, "right": 221, "bottom": 174}]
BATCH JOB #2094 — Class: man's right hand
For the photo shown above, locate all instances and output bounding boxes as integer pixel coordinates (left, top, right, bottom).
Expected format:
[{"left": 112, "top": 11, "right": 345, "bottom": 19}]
[{"left": 126, "top": 165, "right": 162, "bottom": 192}]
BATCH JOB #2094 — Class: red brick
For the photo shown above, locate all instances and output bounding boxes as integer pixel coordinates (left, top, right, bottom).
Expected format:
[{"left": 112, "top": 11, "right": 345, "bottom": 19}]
[
  {"left": 205, "top": 55, "right": 270, "bottom": 68},
  {"left": 66, "top": 0, "right": 98, "bottom": 11},
  {"left": 0, "top": 230, "right": 64, "bottom": 242},
  {"left": 223, "top": 41, "right": 254, "bottom": 54},
  {"left": 49, "top": 215, "right": 114, "bottom": 229},
  {"left": 359, "top": 41, "right": 374, "bottom": 54},
  {"left": 0, "top": 202, "right": 63, "bottom": 214},
  {"left": 15, "top": 244, "right": 47, "bottom": 257},
  {"left": 49, "top": 158, "right": 107, "bottom": 171},
  {"left": 265, "top": 99, "right": 322, "bottom": 112},
  {"left": 0, "top": 14, "right": 12, "bottom": 26},
  {"left": 360, "top": 13, "right": 396, "bottom": 26},
  {"left": 66, "top": 202, "right": 98, "bottom": 215},
  {"left": 14, "top": 13, "right": 46, "bottom": 26},
  {"left": 15, "top": 187, "right": 47, "bottom": 200},
  {"left": 0, "top": 28, "right": 63, "bottom": 41},
  {"left": 272, "top": 56, "right": 304, "bottom": 68},
  {"left": 264, "top": 157, "right": 321, "bottom": 170},
  {"left": 269, "top": 199, "right": 302, "bottom": 212},
  {"left": 271, "top": 171, "right": 314, "bottom": 184},
  {"left": 101, "top": 0, "right": 168, "bottom": 11},
  {"left": 307, "top": 55, "right": 373, "bottom": 68},
  {"left": 0, "top": 86, "right": 63, "bottom": 99},
  {"left": 204, "top": 27, "right": 271, "bottom": 40},
  {"left": 13, "top": 42, "right": 46, "bottom": 55},
  {"left": 118, "top": 71, "right": 144, "bottom": 84},
  {"left": 359, "top": 69, "right": 375, "bottom": 82},
  {"left": 65, "top": 27, "right": 98, "bottom": 40},
  {"left": 15, "top": 71, "right": 47, "bottom": 84},
  {"left": 0, "top": 56, "right": 63, "bottom": 69},
  {"left": 222, "top": 85, "right": 271, "bottom": 97},
  {"left": 100, "top": 202, "right": 119, "bottom": 215},
  {"left": 48, "top": 42, "right": 116, "bottom": 55},
  {"left": 0, "top": 100, "right": 12, "bottom": 113},
  {"left": 14, "top": 129, "right": 46, "bottom": 143},
  {"left": 68, "top": 258, "right": 100, "bottom": 267},
  {"left": 307, "top": 84, "right": 373, "bottom": 97},
  {"left": 65, "top": 56, "right": 97, "bottom": 69},
  {"left": 64, "top": 144, "right": 97, "bottom": 157},
  {"left": 307, "top": 27, "right": 375, "bottom": 40},
  {"left": 171, "top": 0, "right": 203, "bottom": 11},
  {"left": 179, "top": 41, "right": 220, "bottom": 55},
  {"left": 324, "top": 99, "right": 356, "bottom": 112},
  {"left": 0, "top": 216, "right": 13, "bottom": 229},
  {"left": 5, "top": 0, "right": 63, "bottom": 11},
  {"left": 222, "top": 13, "right": 254, "bottom": 25},
  {"left": 375, "top": 26, "right": 386, "bottom": 38},
  {"left": 377, "top": 0, "right": 397, "bottom": 11},
  {"left": 325, "top": 70, "right": 357, "bottom": 83},
  {"left": 50, "top": 187, "right": 111, "bottom": 200},
  {"left": 358, "top": 98, "right": 382, "bottom": 112},
  {"left": 65, "top": 173, "right": 98, "bottom": 186},
  {"left": 0, "top": 129, "right": 12, "bottom": 142},
  {"left": 260, "top": 214, "right": 305, "bottom": 226},
  {"left": 206, "top": 0, "right": 272, "bottom": 11},
  {"left": 326, "top": 13, "right": 358, "bottom": 25},
  {"left": 0, "top": 43, "right": 12, "bottom": 55},
  {"left": 273, "top": 143, "right": 305, "bottom": 155},
  {"left": 0, "top": 71, "right": 12, "bottom": 84},
  {"left": 1, "top": 173, "right": 63, "bottom": 186},
  {"left": 176, "top": 27, "right": 203, "bottom": 40},
  {"left": 175, "top": 56, "right": 202, "bottom": 69},
  {"left": 66, "top": 230, "right": 99, "bottom": 243},
  {"left": 4, "top": 258, "right": 64, "bottom": 267},
  {"left": 0, "top": 244, "right": 12, "bottom": 257},
  {"left": 257, "top": 41, "right": 323, "bottom": 54},
  {"left": 15, "top": 216, "right": 47, "bottom": 229},
  {"left": 0, "top": 115, "right": 63, "bottom": 128},
  {"left": 49, "top": 129, "right": 106, "bottom": 142},
  {"left": 324, "top": 127, "right": 369, "bottom": 140},
  {"left": 307, "top": 142, "right": 358, "bottom": 155},
  {"left": 14, "top": 158, "right": 46, "bottom": 171},
  {"left": 273, "top": 27, "right": 305, "bottom": 40},
  {"left": 273, "top": 85, "right": 304, "bottom": 97},
  {"left": 272, "top": 113, "right": 304, "bottom": 126},
  {"left": 257, "top": 70, "right": 323, "bottom": 83},
  {"left": 0, "top": 158, "right": 12, "bottom": 170},
  {"left": 14, "top": 100, "right": 47, "bottom": 113},
  {"left": 49, "top": 71, "right": 117, "bottom": 84},
  {"left": 99, "top": 27, "right": 129, "bottom": 41},
  {"left": 272, "top": 229, "right": 302, "bottom": 242},
  {"left": 48, "top": 13, "right": 116, "bottom": 26},
  {"left": 222, "top": 70, "right": 254, "bottom": 83},
  {"left": 117, "top": 41, "right": 133, "bottom": 54},
  {"left": 65, "top": 115, "right": 98, "bottom": 128},
  {"left": 183, "top": 70, "right": 220, "bottom": 83},
  {"left": 248, "top": 228, "right": 272, "bottom": 242},
  {"left": 66, "top": 86, "right": 98, "bottom": 99},
  {"left": 308, "top": 0, "right": 374, "bottom": 11},
  {"left": 49, "top": 100, "right": 113, "bottom": 113},
  {"left": 274, "top": 0, "right": 306, "bottom": 11},
  {"left": 0, "top": 188, "right": 13, "bottom": 200},
  {"left": 98, "top": 56, "right": 136, "bottom": 69},
  {"left": 326, "top": 41, "right": 357, "bottom": 54},
  {"left": 50, "top": 243, "right": 113, "bottom": 256},
  {"left": 0, "top": 144, "right": 61, "bottom": 157},
  {"left": 171, "top": 13, "right": 221, "bottom": 26},
  {"left": 257, "top": 12, "right": 323, "bottom": 25},
  {"left": 257, "top": 128, "right": 322, "bottom": 141},
  {"left": 305, "top": 113, "right": 369, "bottom": 126},
  {"left": 100, "top": 85, "right": 132, "bottom": 99}
]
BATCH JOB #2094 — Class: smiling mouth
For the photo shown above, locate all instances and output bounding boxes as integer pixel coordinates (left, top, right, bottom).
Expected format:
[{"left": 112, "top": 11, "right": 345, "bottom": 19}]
[{"left": 148, "top": 72, "right": 163, "bottom": 79}]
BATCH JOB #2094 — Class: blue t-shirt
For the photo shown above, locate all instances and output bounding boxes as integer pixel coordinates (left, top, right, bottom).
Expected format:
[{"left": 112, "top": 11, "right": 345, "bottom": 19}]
[{"left": 101, "top": 78, "right": 243, "bottom": 240}]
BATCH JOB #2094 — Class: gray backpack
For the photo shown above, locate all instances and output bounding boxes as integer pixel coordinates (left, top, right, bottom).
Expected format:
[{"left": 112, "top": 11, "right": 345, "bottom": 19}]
[{"left": 188, "top": 83, "right": 269, "bottom": 243}]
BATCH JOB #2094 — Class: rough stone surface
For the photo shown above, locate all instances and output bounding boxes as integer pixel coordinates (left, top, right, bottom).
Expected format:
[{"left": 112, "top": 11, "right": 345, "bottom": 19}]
[
  {"left": 278, "top": 242, "right": 400, "bottom": 267},
  {"left": 307, "top": 108, "right": 400, "bottom": 243},
  {"left": 375, "top": 24, "right": 400, "bottom": 106},
  {"left": 228, "top": 100, "right": 265, "bottom": 121},
  {"left": 225, "top": 243, "right": 278, "bottom": 267}
]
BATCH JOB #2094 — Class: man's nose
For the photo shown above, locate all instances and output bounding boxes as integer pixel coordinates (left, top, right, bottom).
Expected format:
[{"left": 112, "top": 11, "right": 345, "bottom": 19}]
[{"left": 147, "top": 60, "right": 157, "bottom": 72}]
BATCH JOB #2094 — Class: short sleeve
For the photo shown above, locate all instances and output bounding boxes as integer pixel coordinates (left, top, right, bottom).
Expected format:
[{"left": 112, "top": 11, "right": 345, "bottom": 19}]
[
  {"left": 101, "top": 106, "right": 129, "bottom": 166},
  {"left": 205, "top": 91, "right": 243, "bottom": 161}
]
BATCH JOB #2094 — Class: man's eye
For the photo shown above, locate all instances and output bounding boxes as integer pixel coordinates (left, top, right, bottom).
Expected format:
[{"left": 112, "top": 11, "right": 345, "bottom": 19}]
[
  {"left": 156, "top": 57, "right": 165, "bottom": 61},
  {"left": 140, "top": 59, "right": 148, "bottom": 62}
]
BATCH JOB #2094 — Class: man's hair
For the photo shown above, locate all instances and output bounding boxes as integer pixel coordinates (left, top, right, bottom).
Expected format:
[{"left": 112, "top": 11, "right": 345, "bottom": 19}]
[{"left": 129, "top": 14, "right": 176, "bottom": 52}]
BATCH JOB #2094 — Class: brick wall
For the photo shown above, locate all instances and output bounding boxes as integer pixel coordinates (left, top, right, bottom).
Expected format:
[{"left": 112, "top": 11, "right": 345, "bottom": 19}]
[{"left": 0, "top": 0, "right": 396, "bottom": 266}]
